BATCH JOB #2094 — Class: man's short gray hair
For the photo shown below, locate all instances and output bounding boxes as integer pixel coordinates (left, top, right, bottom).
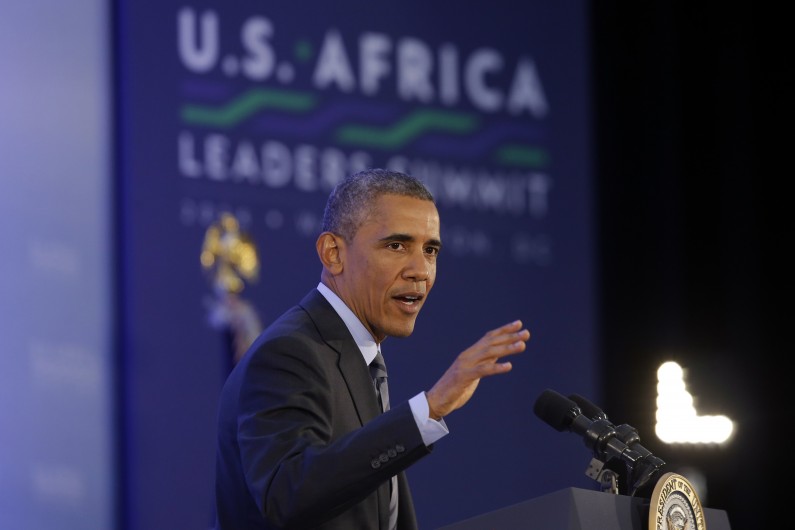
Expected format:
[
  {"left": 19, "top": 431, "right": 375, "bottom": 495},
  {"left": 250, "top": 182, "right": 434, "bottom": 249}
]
[{"left": 321, "top": 168, "right": 434, "bottom": 240}]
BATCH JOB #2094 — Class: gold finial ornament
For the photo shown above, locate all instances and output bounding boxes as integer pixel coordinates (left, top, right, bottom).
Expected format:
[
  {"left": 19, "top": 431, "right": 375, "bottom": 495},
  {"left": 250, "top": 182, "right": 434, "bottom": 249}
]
[
  {"left": 201, "top": 212, "right": 260, "bottom": 294},
  {"left": 201, "top": 212, "right": 263, "bottom": 367}
]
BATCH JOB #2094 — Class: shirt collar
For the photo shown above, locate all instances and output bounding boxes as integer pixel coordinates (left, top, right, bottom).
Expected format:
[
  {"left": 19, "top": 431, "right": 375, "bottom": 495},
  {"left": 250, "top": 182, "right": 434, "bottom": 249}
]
[{"left": 317, "top": 282, "right": 379, "bottom": 365}]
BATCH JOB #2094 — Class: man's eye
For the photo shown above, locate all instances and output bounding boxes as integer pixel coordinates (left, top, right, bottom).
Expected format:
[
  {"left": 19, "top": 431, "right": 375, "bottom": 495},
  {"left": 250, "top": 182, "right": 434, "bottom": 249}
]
[
  {"left": 387, "top": 242, "right": 404, "bottom": 250},
  {"left": 425, "top": 247, "right": 439, "bottom": 256}
]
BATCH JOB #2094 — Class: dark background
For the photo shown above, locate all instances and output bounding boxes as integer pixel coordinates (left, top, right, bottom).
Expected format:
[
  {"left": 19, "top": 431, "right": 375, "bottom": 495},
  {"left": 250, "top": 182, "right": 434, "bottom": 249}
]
[{"left": 595, "top": 4, "right": 775, "bottom": 528}]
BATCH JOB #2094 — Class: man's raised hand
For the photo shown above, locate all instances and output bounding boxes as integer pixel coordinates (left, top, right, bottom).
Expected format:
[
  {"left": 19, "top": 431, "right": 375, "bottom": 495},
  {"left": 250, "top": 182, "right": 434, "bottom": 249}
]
[{"left": 426, "top": 320, "right": 530, "bottom": 420}]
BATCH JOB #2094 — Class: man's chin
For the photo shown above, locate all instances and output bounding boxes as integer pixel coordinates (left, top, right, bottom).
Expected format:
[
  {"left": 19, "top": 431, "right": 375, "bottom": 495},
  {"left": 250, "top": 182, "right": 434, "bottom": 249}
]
[{"left": 384, "top": 320, "right": 417, "bottom": 338}]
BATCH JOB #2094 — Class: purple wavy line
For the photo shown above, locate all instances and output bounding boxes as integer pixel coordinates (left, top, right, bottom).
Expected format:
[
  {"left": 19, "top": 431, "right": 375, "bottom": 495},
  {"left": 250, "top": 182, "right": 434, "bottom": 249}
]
[
  {"left": 254, "top": 100, "right": 400, "bottom": 137},
  {"left": 180, "top": 79, "right": 235, "bottom": 100},
  {"left": 414, "top": 122, "right": 546, "bottom": 159},
  {"left": 177, "top": 81, "right": 546, "bottom": 158}
]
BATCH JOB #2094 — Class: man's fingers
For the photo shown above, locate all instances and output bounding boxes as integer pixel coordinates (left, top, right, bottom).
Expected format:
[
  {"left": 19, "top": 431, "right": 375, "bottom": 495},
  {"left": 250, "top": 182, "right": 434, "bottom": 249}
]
[
  {"left": 484, "top": 360, "right": 513, "bottom": 375},
  {"left": 456, "top": 339, "right": 525, "bottom": 376},
  {"left": 430, "top": 321, "right": 529, "bottom": 418},
  {"left": 484, "top": 319, "right": 524, "bottom": 338},
  {"left": 480, "top": 329, "right": 530, "bottom": 355},
  {"left": 484, "top": 324, "right": 530, "bottom": 345},
  {"left": 494, "top": 329, "right": 530, "bottom": 346},
  {"left": 481, "top": 343, "right": 524, "bottom": 367}
]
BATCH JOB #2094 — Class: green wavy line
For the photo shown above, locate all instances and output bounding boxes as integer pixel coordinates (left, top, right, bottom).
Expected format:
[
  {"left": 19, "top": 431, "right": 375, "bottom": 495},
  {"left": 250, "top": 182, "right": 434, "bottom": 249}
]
[
  {"left": 335, "top": 109, "right": 478, "bottom": 149},
  {"left": 496, "top": 145, "right": 550, "bottom": 168},
  {"left": 181, "top": 88, "right": 316, "bottom": 127}
]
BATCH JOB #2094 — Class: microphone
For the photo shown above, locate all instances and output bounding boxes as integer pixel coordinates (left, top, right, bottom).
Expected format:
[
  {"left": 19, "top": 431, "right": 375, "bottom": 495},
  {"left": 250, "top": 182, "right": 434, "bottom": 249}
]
[
  {"left": 568, "top": 393, "right": 666, "bottom": 482},
  {"left": 569, "top": 388, "right": 665, "bottom": 491},
  {"left": 533, "top": 389, "right": 645, "bottom": 467},
  {"left": 568, "top": 393, "right": 608, "bottom": 421}
]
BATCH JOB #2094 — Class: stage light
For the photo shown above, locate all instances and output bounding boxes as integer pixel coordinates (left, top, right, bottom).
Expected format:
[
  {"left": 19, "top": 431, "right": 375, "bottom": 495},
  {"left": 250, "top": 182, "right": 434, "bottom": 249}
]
[{"left": 655, "top": 361, "right": 734, "bottom": 445}]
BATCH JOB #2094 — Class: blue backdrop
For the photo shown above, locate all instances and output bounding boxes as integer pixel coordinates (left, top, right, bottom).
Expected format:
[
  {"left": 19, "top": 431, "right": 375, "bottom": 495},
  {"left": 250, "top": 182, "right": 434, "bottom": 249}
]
[
  {"left": 0, "top": 1, "right": 113, "bottom": 529},
  {"left": 116, "top": 1, "right": 596, "bottom": 528}
]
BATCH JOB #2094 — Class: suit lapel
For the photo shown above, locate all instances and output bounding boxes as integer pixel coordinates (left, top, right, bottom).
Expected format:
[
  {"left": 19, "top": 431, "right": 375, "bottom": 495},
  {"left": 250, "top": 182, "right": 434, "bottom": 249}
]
[{"left": 299, "top": 289, "right": 381, "bottom": 425}]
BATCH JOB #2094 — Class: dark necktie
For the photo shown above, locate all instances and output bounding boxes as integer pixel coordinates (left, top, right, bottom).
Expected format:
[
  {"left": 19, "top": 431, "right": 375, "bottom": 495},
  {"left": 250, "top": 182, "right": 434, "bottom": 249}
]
[
  {"left": 370, "top": 348, "right": 398, "bottom": 530},
  {"left": 370, "top": 350, "right": 390, "bottom": 412}
]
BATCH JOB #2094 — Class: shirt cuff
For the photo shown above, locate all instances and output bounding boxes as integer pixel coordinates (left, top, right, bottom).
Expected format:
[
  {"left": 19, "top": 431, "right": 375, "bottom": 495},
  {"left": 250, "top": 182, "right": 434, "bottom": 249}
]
[{"left": 409, "top": 392, "right": 449, "bottom": 446}]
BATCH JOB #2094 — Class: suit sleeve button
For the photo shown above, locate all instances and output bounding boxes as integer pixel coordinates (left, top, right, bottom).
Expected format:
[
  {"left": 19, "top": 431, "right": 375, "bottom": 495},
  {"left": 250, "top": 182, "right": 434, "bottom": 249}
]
[
  {"left": 379, "top": 453, "right": 389, "bottom": 463},
  {"left": 387, "top": 449, "right": 397, "bottom": 458},
  {"left": 371, "top": 459, "right": 381, "bottom": 469},
  {"left": 395, "top": 444, "right": 405, "bottom": 453}
]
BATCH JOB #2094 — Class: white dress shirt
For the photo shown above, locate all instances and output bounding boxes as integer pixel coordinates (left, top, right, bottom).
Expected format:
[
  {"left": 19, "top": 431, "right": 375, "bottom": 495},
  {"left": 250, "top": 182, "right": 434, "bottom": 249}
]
[{"left": 317, "top": 282, "right": 449, "bottom": 446}]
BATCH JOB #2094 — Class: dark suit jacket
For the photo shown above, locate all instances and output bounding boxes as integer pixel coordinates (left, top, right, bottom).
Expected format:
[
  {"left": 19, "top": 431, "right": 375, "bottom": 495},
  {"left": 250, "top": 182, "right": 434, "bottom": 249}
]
[{"left": 214, "top": 288, "right": 432, "bottom": 529}]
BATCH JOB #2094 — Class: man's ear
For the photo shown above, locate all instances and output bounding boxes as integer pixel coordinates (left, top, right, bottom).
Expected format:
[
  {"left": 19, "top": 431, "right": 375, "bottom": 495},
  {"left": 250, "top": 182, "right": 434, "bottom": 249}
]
[{"left": 316, "top": 232, "right": 344, "bottom": 274}]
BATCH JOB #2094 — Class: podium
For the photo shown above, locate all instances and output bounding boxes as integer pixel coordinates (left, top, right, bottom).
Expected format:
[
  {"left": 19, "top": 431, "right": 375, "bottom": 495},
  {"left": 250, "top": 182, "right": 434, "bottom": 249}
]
[{"left": 437, "top": 487, "right": 731, "bottom": 530}]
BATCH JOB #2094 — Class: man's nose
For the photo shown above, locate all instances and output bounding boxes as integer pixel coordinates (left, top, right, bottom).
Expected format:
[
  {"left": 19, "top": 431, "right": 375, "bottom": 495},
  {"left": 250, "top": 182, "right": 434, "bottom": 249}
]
[{"left": 403, "top": 251, "right": 430, "bottom": 283}]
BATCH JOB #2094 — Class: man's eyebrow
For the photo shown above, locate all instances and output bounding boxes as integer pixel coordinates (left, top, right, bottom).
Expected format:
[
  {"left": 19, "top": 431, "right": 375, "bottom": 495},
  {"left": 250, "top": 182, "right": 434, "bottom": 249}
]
[
  {"left": 379, "top": 233, "right": 443, "bottom": 248},
  {"left": 379, "top": 233, "right": 414, "bottom": 244}
]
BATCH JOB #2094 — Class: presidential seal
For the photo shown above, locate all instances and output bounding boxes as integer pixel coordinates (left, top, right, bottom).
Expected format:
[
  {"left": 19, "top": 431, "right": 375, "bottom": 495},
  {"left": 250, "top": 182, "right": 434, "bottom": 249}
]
[{"left": 648, "top": 472, "right": 706, "bottom": 530}]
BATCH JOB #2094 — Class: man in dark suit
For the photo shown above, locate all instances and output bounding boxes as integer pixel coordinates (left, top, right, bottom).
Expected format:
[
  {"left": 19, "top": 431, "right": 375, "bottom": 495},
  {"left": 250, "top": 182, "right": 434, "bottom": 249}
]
[{"left": 214, "top": 168, "right": 530, "bottom": 529}]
